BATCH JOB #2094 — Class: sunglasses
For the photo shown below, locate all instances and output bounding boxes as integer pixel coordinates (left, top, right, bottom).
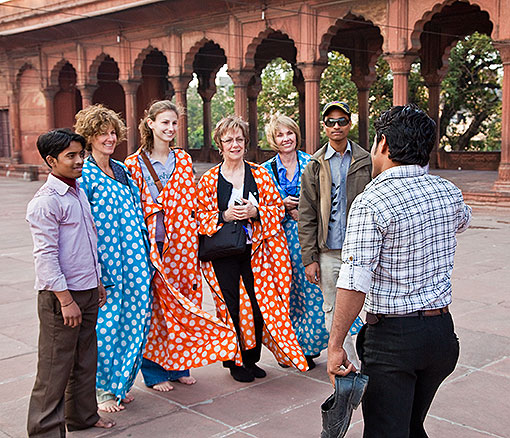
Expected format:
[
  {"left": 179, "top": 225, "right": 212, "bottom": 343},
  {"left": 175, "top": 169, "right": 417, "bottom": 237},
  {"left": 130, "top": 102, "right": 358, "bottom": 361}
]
[{"left": 324, "top": 117, "right": 350, "bottom": 127}]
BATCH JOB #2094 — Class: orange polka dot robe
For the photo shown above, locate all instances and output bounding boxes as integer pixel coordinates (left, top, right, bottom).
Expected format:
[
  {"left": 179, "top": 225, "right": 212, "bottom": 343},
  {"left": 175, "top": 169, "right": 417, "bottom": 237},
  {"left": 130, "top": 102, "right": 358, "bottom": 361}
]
[
  {"left": 125, "top": 148, "right": 237, "bottom": 370},
  {"left": 197, "top": 162, "right": 309, "bottom": 371}
]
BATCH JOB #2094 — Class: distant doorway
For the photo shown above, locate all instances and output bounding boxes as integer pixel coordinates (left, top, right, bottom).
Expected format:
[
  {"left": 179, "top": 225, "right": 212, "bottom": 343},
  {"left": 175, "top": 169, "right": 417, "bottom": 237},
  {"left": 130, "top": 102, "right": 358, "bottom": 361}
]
[{"left": 0, "top": 110, "right": 10, "bottom": 158}]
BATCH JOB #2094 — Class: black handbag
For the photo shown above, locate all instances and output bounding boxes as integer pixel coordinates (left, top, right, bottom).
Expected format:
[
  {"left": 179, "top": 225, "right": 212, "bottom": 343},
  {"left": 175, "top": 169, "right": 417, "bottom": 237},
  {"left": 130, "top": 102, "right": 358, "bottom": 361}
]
[{"left": 198, "top": 221, "right": 247, "bottom": 262}]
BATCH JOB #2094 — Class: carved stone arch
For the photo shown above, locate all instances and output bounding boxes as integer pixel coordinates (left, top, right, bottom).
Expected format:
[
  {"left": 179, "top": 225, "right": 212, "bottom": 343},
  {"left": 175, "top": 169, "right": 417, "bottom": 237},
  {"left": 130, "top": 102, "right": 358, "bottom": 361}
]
[
  {"left": 88, "top": 52, "right": 117, "bottom": 85},
  {"left": 318, "top": 13, "right": 383, "bottom": 77},
  {"left": 182, "top": 38, "right": 227, "bottom": 93},
  {"left": 49, "top": 59, "right": 72, "bottom": 87},
  {"left": 16, "top": 62, "right": 35, "bottom": 86},
  {"left": 410, "top": 0, "right": 493, "bottom": 53},
  {"left": 184, "top": 38, "right": 210, "bottom": 75},
  {"left": 244, "top": 28, "right": 297, "bottom": 72},
  {"left": 133, "top": 45, "right": 168, "bottom": 81}
]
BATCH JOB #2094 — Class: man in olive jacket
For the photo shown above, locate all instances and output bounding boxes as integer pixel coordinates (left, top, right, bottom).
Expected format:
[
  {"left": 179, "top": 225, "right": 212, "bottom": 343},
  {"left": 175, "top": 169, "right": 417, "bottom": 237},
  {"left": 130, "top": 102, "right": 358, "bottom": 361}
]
[{"left": 298, "top": 101, "right": 371, "bottom": 366}]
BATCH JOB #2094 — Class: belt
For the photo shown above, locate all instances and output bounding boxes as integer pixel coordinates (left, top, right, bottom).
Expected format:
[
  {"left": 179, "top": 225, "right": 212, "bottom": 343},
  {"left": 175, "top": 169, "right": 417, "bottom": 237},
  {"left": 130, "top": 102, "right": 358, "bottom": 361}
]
[{"left": 366, "top": 306, "right": 449, "bottom": 325}]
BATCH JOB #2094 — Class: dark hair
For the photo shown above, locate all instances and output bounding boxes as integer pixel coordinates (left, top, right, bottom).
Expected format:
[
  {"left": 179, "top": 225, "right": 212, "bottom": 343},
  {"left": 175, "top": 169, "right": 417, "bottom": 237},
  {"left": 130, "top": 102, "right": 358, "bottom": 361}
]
[
  {"left": 37, "top": 128, "right": 86, "bottom": 167},
  {"left": 374, "top": 105, "right": 436, "bottom": 167}
]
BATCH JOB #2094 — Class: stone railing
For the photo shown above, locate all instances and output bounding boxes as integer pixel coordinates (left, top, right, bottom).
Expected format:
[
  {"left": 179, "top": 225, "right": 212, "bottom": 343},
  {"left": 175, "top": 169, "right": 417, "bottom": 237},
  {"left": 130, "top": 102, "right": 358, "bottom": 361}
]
[{"left": 438, "top": 150, "right": 500, "bottom": 171}]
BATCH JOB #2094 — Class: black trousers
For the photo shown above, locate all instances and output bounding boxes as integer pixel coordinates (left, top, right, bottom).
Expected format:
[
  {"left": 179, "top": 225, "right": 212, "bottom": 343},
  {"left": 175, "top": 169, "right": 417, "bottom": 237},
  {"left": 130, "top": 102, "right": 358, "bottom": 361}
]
[
  {"left": 27, "top": 288, "right": 100, "bottom": 437},
  {"left": 212, "top": 245, "right": 263, "bottom": 367},
  {"left": 356, "top": 313, "right": 459, "bottom": 438}
]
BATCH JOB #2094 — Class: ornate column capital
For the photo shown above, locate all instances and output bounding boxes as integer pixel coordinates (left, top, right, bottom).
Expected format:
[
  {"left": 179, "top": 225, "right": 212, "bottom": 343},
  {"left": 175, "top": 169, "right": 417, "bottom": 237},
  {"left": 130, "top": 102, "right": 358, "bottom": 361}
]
[
  {"left": 384, "top": 53, "right": 416, "bottom": 75},
  {"left": 120, "top": 79, "right": 141, "bottom": 96},
  {"left": 76, "top": 83, "right": 97, "bottom": 97},
  {"left": 229, "top": 70, "right": 255, "bottom": 87},
  {"left": 297, "top": 62, "right": 327, "bottom": 82},
  {"left": 169, "top": 74, "right": 192, "bottom": 93},
  {"left": 350, "top": 75, "right": 375, "bottom": 91},
  {"left": 493, "top": 41, "right": 510, "bottom": 64},
  {"left": 42, "top": 86, "right": 59, "bottom": 100}
]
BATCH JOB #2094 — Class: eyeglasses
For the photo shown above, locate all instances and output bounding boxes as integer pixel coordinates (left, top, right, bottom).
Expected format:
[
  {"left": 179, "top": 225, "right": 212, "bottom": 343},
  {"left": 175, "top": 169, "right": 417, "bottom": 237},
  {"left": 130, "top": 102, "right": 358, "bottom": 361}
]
[
  {"left": 221, "top": 137, "right": 245, "bottom": 146},
  {"left": 324, "top": 117, "right": 350, "bottom": 128}
]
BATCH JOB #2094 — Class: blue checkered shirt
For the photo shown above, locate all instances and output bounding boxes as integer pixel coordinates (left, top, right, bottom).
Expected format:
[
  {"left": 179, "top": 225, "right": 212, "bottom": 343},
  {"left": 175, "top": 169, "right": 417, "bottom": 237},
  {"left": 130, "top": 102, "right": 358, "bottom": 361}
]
[{"left": 336, "top": 165, "right": 472, "bottom": 315}]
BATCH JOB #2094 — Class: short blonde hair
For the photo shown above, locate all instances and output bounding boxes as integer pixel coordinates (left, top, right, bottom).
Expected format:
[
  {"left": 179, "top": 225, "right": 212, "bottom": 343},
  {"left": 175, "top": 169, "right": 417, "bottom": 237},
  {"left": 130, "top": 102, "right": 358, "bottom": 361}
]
[
  {"left": 213, "top": 115, "right": 249, "bottom": 151},
  {"left": 74, "top": 104, "right": 127, "bottom": 151},
  {"left": 265, "top": 115, "right": 301, "bottom": 152},
  {"left": 139, "top": 100, "right": 180, "bottom": 153}
]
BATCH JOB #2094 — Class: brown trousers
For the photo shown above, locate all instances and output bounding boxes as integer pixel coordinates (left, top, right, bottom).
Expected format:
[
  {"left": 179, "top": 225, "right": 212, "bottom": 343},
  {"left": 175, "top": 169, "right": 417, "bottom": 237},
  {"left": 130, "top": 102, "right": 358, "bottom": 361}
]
[{"left": 27, "top": 288, "right": 100, "bottom": 437}]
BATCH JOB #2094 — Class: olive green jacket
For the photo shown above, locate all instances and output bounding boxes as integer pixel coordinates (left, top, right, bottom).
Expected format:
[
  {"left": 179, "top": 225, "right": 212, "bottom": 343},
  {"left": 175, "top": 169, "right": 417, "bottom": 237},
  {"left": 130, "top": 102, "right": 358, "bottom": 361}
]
[{"left": 298, "top": 140, "right": 372, "bottom": 267}]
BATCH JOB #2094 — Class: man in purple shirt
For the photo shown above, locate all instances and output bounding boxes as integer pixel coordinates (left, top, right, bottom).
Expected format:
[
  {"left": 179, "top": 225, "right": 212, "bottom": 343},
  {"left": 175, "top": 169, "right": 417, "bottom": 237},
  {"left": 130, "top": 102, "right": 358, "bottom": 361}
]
[{"left": 26, "top": 129, "right": 115, "bottom": 437}]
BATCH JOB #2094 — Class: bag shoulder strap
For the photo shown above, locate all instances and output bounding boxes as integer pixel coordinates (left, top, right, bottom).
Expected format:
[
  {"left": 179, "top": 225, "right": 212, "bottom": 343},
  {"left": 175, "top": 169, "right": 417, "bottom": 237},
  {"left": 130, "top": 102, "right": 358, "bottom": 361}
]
[{"left": 140, "top": 152, "right": 163, "bottom": 193}]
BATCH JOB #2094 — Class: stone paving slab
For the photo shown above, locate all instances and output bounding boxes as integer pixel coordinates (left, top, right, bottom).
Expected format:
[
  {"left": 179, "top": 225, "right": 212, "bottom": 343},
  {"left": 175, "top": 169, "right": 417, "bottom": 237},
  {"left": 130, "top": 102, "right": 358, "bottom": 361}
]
[{"left": 0, "top": 176, "right": 509, "bottom": 438}]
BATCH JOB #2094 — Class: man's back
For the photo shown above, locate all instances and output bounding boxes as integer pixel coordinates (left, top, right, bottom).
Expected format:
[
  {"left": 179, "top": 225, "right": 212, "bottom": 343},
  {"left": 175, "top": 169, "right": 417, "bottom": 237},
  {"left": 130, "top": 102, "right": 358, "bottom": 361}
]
[{"left": 341, "top": 165, "right": 472, "bottom": 315}]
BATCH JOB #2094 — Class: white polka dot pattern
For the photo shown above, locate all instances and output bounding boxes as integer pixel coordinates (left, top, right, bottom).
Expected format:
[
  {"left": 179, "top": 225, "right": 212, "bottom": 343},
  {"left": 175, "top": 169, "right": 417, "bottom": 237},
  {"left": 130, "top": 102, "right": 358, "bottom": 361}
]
[
  {"left": 261, "top": 152, "right": 330, "bottom": 356},
  {"left": 125, "top": 149, "right": 237, "bottom": 370},
  {"left": 79, "top": 158, "right": 152, "bottom": 402},
  {"left": 197, "top": 162, "right": 308, "bottom": 371}
]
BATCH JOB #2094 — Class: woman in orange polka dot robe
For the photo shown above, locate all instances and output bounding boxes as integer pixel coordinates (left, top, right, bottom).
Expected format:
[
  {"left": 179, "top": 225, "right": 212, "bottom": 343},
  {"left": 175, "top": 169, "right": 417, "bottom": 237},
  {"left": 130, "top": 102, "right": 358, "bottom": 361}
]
[
  {"left": 125, "top": 101, "right": 237, "bottom": 391},
  {"left": 197, "top": 115, "right": 308, "bottom": 383}
]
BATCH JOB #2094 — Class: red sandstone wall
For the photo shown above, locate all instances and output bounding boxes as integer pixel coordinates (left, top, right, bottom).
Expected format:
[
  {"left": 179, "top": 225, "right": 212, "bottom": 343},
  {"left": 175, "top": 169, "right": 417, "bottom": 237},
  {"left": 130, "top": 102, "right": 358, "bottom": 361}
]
[{"left": 19, "top": 68, "right": 45, "bottom": 165}]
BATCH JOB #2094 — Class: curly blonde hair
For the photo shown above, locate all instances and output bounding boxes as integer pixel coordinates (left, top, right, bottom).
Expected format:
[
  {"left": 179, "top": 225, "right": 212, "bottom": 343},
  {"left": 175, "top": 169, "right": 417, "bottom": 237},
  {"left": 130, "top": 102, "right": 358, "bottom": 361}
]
[
  {"left": 139, "top": 100, "right": 180, "bottom": 153},
  {"left": 74, "top": 104, "right": 127, "bottom": 151},
  {"left": 265, "top": 115, "right": 301, "bottom": 152},
  {"left": 213, "top": 115, "right": 249, "bottom": 152}
]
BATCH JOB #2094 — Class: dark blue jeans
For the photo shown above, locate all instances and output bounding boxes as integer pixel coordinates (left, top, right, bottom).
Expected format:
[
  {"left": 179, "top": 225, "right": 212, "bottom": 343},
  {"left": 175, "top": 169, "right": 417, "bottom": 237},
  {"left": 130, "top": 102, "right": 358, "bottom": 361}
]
[
  {"left": 357, "top": 312, "right": 459, "bottom": 438},
  {"left": 142, "top": 241, "right": 190, "bottom": 387},
  {"left": 140, "top": 358, "right": 190, "bottom": 387}
]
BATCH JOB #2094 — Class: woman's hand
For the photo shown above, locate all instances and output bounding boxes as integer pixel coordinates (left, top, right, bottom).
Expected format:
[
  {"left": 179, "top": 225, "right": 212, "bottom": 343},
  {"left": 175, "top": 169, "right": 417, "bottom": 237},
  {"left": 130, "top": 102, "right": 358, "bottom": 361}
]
[
  {"left": 288, "top": 208, "right": 299, "bottom": 221},
  {"left": 224, "top": 199, "right": 258, "bottom": 221},
  {"left": 282, "top": 196, "right": 299, "bottom": 212}
]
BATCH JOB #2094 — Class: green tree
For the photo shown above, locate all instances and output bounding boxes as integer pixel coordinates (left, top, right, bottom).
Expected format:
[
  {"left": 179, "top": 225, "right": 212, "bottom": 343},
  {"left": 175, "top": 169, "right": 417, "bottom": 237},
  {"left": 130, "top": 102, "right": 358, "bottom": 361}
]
[
  {"left": 320, "top": 52, "right": 358, "bottom": 111},
  {"left": 257, "top": 58, "right": 299, "bottom": 148},
  {"left": 186, "top": 81, "right": 203, "bottom": 149},
  {"left": 440, "top": 32, "right": 502, "bottom": 151},
  {"left": 186, "top": 75, "right": 235, "bottom": 149},
  {"left": 368, "top": 57, "right": 428, "bottom": 142}
]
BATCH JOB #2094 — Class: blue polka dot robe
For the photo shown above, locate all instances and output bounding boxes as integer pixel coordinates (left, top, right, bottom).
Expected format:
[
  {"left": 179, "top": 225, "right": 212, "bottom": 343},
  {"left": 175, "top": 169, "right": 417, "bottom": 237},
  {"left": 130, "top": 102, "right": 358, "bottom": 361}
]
[
  {"left": 263, "top": 151, "right": 363, "bottom": 356},
  {"left": 80, "top": 157, "right": 152, "bottom": 402}
]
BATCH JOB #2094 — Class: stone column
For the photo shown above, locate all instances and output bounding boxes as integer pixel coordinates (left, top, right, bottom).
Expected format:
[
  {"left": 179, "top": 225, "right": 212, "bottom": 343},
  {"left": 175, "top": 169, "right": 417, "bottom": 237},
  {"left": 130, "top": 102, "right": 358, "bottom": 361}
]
[
  {"left": 351, "top": 73, "right": 374, "bottom": 151},
  {"left": 247, "top": 77, "right": 262, "bottom": 161},
  {"left": 385, "top": 54, "right": 415, "bottom": 106},
  {"left": 120, "top": 80, "right": 140, "bottom": 154},
  {"left": 299, "top": 63, "right": 326, "bottom": 154},
  {"left": 76, "top": 84, "right": 97, "bottom": 108},
  {"left": 8, "top": 85, "right": 21, "bottom": 163},
  {"left": 197, "top": 86, "right": 216, "bottom": 161},
  {"left": 425, "top": 80, "right": 442, "bottom": 168},
  {"left": 494, "top": 43, "right": 510, "bottom": 191},
  {"left": 230, "top": 70, "right": 253, "bottom": 122},
  {"left": 293, "top": 70, "right": 306, "bottom": 148},
  {"left": 43, "top": 86, "right": 58, "bottom": 131},
  {"left": 169, "top": 74, "right": 191, "bottom": 150}
]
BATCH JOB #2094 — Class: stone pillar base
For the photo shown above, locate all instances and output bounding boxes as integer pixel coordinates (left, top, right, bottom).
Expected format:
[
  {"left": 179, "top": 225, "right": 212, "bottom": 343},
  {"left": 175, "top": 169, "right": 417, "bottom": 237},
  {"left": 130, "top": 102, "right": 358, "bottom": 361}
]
[{"left": 493, "top": 180, "right": 510, "bottom": 193}]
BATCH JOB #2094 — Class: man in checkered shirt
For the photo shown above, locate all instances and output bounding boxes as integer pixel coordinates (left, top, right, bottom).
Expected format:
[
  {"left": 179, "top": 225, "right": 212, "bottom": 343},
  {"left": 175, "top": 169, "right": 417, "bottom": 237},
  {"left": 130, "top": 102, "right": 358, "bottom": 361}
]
[{"left": 327, "top": 105, "right": 472, "bottom": 437}]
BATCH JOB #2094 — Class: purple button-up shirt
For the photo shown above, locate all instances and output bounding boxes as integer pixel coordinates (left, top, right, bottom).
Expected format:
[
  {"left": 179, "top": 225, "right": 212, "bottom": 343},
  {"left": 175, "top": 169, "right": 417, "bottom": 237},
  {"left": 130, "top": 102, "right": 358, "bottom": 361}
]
[{"left": 26, "top": 173, "right": 100, "bottom": 292}]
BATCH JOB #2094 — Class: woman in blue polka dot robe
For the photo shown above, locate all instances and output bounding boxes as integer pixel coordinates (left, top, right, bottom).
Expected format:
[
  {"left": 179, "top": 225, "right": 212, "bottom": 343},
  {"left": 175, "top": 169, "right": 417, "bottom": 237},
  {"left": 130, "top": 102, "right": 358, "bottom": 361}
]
[
  {"left": 262, "top": 116, "right": 363, "bottom": 370},
  {"left": 75, "top": 105, "right": 153, "bottom": 413}
]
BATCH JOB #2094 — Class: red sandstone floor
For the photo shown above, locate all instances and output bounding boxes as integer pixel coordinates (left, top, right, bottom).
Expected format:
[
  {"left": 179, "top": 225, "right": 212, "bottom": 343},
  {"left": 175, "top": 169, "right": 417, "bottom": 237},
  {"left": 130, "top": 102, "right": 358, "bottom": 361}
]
[{"left": 0, "top": 176, "right": 509, "bottom": 438}]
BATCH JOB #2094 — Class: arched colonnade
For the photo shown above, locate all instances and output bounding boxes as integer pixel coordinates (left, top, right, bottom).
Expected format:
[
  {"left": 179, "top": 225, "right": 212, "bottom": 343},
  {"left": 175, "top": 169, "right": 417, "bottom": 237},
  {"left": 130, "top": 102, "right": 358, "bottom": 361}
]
[{"left": 4, "top": 0, "right": 510, "bottom": 189}]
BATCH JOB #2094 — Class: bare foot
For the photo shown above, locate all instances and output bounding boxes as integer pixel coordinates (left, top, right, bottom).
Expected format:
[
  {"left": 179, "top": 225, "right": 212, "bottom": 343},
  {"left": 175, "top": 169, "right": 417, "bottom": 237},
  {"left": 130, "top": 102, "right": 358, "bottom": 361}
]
[
  {"left": 177, "top": 375, "right": 197, "bottom": 385},
  {"left": 121, "top": 392, "right": 134, "bottom": 404},
  {"left": 94, "top": 417, "right": 116, "bottom": 429},
  {"left": 152, "top": 381, "right": 174, "bottom": 392},
  {"left": 98, "top": 399, "right": 124, "bottom": 413}
]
